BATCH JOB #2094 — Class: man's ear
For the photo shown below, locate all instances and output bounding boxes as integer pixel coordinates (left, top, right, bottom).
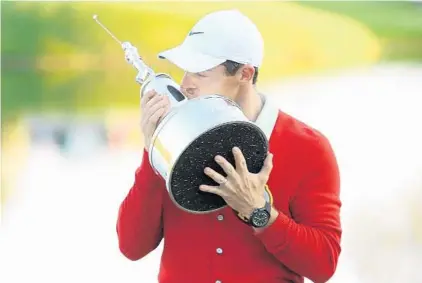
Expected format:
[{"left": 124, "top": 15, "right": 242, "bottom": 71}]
[{"left": 239, "top": 65, "right": 255, "bottom": 84}]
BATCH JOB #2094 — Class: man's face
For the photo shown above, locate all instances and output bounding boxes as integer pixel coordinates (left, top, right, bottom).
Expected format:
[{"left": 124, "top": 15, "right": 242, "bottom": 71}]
[{"left": 180, "top": 65, "right": 241, "bottom": 101}]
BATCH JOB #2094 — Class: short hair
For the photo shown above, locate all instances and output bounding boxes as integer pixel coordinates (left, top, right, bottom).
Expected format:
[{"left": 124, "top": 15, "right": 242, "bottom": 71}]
[{"left": 221, "top": 60, "right": 259, "bottom": 85}]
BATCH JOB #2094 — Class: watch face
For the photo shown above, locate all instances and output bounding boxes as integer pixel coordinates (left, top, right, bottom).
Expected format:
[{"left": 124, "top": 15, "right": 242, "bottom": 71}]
[{"left": 251, "top": 210, "right": 270, "bottom": 227}]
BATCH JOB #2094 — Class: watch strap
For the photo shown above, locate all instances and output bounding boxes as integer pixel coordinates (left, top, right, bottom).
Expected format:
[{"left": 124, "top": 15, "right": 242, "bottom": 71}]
[{"left": 248, "top": 200, "right": 271, "bottom": 227}]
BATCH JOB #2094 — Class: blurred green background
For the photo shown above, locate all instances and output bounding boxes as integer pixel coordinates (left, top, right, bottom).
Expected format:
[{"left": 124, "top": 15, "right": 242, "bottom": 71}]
[
  {"left": 2, "top": 1, "right": 422, "bottom": 201},
  {"left": 3, "top": 1, "right": 422, "bottom": 121}
]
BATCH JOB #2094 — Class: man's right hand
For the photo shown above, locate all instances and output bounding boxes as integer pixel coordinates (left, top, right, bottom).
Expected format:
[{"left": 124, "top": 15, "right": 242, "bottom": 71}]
[{"left": 140, "top": 89, "right": 170, "bottom": 151}]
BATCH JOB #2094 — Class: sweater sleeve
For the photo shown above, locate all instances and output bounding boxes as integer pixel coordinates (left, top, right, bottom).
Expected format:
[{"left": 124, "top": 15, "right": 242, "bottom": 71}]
[
  {"left": 116, "top": 149, "right": 167, "bottom": 261},
  {"left": 255, "top": 134, "right": 342, "bottom": 283}
]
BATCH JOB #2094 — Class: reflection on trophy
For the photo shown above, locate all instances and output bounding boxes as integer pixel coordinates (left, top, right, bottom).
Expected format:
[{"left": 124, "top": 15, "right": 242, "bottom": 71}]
[{"left": 93, "top": 15, "right": 269, "bottom": 214}]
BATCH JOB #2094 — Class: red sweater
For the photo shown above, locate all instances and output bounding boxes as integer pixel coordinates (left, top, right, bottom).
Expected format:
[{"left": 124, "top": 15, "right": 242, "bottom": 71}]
[{"left": 117, "top": 103, "right": 342, "bottom": 283}]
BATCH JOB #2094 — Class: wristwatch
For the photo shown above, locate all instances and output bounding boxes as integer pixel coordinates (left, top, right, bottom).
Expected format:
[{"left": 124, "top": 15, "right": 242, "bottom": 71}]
[
  {"left": 234, "top": 185, "right": 273, "bottom": 227},
  {"left": 248, "top": 200, "right": 271, "bottom": 228}
]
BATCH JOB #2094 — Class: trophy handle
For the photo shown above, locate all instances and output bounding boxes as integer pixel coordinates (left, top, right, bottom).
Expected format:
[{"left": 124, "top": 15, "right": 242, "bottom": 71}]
[
  {"left": 141, "top": 73, "right": 187, "bottom": 108},
  {"left": 122, "top": 41, "right": 187, "bottom": 108},
  {"left": 91, "top": 15, "right": 188, "bottom": 108}
]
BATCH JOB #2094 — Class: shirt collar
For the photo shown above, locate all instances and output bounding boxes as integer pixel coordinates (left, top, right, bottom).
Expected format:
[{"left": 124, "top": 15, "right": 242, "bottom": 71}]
[{"left": 254, "top": 94, "right": 279, "bottom": 140}]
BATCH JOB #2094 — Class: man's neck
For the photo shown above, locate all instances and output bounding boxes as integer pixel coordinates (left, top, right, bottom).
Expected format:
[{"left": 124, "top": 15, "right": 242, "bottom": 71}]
[{"left": 235, "top": 87, "right": 264, "bottom": 122}]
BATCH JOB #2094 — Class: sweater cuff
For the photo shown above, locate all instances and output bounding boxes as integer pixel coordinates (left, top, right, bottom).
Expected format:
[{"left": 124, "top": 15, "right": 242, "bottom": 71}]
[{"left": 254, "top": 211, "right": 291, "bottom": 251}]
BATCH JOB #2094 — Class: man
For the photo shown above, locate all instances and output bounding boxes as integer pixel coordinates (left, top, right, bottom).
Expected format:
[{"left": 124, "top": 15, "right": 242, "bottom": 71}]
[{"left": 117, "top": 9, "right": 342, "bottom": 283}]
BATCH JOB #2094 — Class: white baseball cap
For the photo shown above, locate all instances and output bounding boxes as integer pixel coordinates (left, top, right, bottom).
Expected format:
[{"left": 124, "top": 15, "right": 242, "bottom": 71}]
[{"left": 157, "top": 9, "right": 264, "bottom": 73}]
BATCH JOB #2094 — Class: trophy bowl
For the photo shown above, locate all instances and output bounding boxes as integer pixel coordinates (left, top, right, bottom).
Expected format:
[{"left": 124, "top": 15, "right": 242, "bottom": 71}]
[{"left": 148, "top": 94, "right": 269, "bottom": 214}]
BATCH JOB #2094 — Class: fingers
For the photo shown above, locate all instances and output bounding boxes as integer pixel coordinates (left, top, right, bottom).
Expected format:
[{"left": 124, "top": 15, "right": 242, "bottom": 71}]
[
  {"left": 215, "top": 155, "right": 236, "bottom": 178},
  {"left": 145, "top": 107, "right": 167, "bottom": 128},
  {"left": 141, "top": 90, "right": 171, "bottom": 110},
  {"left": 140, "top": 89, "right": 157, "bottom": 110},
  {"left": 144, "top": 94, "right": 167, "bottom": 113},
  {"left": 144, "top": 95, "right": 169, "bottom": 119},
  {"left": 259, "top": 152, "right": 273, "bottom": 181},
  {"left": 140, "top": 90, "right": 171, "bottom": 149},
  {"left": 204, "top": 167, "right": 227, "bottom": 185},
  {"left": 141, "top": 91, "right": 170, "bottom": 128},
  {"left": 232, "top": 147, "right": 248, "bottom": 175},
  {"left": 199, "top": 185, "right": 225, "bottom": 197},
  {"left": 200, "top": 167, "right": 228, "bottom": 197}
]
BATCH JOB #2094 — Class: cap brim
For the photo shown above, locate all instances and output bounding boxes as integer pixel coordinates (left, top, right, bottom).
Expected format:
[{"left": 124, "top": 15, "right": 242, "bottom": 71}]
[{"left": 158, "top": 44, "right": 226, "bottom": 73}]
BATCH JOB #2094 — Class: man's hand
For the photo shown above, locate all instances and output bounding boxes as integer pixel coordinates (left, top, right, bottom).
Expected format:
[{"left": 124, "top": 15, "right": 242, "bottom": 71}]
[
  {"left": 199, "top": 147, "right": 274, "bottom": 218},
  {"left": 140, "top": 90, "right": 170, "bottom": 151}
]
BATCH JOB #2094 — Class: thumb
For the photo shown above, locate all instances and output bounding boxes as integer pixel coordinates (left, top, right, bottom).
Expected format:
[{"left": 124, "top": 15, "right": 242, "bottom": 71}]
[{"left": 259, "top": 152, "right": 273, "bottom": 181}]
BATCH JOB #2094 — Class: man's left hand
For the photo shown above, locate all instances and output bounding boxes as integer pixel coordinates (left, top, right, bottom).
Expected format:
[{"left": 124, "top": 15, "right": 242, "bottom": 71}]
[{"left": 199, "top": 147, "right": 273, "bottom": 219}]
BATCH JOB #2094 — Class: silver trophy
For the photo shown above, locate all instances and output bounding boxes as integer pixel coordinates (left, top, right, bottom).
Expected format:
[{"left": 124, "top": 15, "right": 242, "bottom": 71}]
[{"left": 93, "top": 15, "right": 269, "bottom": 214}]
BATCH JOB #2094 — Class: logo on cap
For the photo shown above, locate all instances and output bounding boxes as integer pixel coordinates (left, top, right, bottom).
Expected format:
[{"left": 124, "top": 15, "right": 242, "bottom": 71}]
[{"left": 188, "top": 31, "right": 204, "bottom": 36}]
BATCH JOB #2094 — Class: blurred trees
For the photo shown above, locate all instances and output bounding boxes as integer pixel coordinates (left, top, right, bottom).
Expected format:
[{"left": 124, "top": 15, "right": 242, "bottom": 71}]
[
  {"left": 300, "top": 1, "right": 422, "bottom": 61},
  {"left": 2, "top": 1, "right": 385, "bottom": 123},
  {"left": 3, "top": 1, "right": 421, "bottom": 122}
]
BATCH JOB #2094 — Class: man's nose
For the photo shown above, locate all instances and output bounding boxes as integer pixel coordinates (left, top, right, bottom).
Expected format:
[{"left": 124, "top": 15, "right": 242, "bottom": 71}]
[
  {"left": 181, "top": 72, "right": 195, "bottom": 87},
  {"left": 181, "top": 72, "right": 197, "bottom": 96}
]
